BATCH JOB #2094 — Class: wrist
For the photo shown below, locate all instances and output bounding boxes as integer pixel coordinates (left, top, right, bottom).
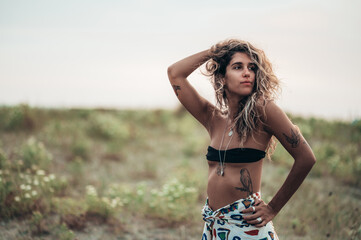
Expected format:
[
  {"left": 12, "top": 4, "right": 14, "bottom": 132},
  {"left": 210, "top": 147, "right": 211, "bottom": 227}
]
[
  {"left": 203, "top": 49, "right": 212, "bottom": 61},
  {"left": 267, "top": 201, "right": 279, "bottom": 214}
]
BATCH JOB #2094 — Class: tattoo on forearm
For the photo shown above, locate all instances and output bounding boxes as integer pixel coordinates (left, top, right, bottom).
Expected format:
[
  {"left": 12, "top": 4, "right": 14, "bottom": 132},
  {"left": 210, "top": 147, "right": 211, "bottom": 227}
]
[
  {"left": 283, "top": 128, "right": 300, "bottom": 148},
  {"left": 234, "top": 168, "right": 253, "bottom": 196},
  {"left": 172, "top": 85, "right": 181, "bottom": 96}
]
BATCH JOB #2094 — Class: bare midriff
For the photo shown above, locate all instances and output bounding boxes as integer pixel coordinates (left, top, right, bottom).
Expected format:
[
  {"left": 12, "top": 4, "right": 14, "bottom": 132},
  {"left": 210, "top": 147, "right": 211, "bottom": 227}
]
[{"left": 206, "top": 160, "right": 263, "bottom": 211}]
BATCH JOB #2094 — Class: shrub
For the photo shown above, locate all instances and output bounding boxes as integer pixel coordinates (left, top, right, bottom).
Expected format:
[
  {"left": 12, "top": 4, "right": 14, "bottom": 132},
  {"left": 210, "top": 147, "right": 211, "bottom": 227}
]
[
  {"left": 148, "top": 178, "right": 197, "bottom": 221},
  {"left": 52, "top": 197, "right": 87, "bottom": 230},
  {"left": 88, "top": 113, "right": 130, "bottom": 141},
  {"left": 54, "top": 223, "right": 75, "bottom": 240},
  {"left": 29, "top": 211, "right": 48, "bottom": 235},
  {"left": 100, "top": 179, "right": 199, "bottom": 222},
  {"left": 0, "top": 153, "right": 67, "bottom": 219},
  {"left": 67, "top": 157, "right": 85, "bottom": 185},
  {"left": 20, "top": 137, "right": 53, "bottom": 171},
  {"left": 85, "top": 185, "right": 122, "bottom": 221},
  {"left": 0, "top": 148, "right": 8, "bottom": 169},
  {"left": 71, "top": 137, "right": 91, "bottom": 160},
  {"left": 2, "top": 104, "right": 37, "bottom": 131}
]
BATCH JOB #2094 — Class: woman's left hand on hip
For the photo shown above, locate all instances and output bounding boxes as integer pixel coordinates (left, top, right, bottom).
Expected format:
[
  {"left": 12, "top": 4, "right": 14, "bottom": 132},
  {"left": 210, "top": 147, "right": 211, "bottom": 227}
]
[{"left": 241, "top": 198, "right": 277, "bottom": 228}]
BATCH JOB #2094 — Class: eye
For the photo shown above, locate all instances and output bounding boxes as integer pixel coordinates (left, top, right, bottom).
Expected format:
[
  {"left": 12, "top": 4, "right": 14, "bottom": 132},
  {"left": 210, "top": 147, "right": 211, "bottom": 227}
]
[
  {"left": 248, "top": 65, "right": 257, "bottom": 71},
  {"left": 234, "top": 65, "right": 242, "bottom": 70}
]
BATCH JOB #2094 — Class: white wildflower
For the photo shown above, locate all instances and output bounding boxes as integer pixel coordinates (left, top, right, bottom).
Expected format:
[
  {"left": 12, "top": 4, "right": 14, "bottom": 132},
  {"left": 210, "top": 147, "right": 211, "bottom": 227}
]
[
  {"left": 86, "top": 185, "right": 97, "bottom": 197},
  {"left": 33, "top": 179, "right": 39, "bottom": 186},
  {"left": 20, "top": 184, "right": 26, "bottom": 190},
  {"left": 43, "top": 176, "right": 49, "bottom": 182},
  {"left": 116, "top": 198, "right": 123, "bottom": 207},
  {"left": 49, "top": 174, "right": 55, "bottom": 180},
  {"left": 15, "top": 196, "right": 21, "bottom": 202},
  {"left": 136, "top": 189, "right": 144, "bottom": 196},
  {"left": 27, "top": 137, "right": 35, "bottom": 144},
  {"left": 31, "top": 165, "right": 37, "bottom": 171},
  {"left": 101, "top": 197, "right": 110, "bottom": 204},
  {"left": 25, "top": 193, "right": 31, "bottom": 198},
  {"left": 111, "top": 199, "right": 118, "bottom": 208},
  {"left": 36, "top": 170, "right": 45, "bottom": 176},
  {"left": 32, "top": 190, "right": 37, "bottom": 196}
]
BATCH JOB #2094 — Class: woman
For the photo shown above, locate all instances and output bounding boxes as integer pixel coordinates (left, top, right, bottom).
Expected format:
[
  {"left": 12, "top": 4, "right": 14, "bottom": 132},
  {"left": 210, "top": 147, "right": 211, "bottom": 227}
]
[{"left": 167, "top": 39, "right": 316, "bottom": 240}]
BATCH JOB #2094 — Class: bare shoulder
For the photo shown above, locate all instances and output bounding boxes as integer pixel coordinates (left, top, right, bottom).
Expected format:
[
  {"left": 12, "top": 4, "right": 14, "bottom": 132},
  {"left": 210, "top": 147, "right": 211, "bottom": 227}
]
[
  {"left": 259, "top": 99, "right": 288, "bottom": 134},
  {"left": 206, "top": 107, "right": 225, "bottom": 135},
  {"left": 255, "top": 97, "right": 274, "bottom": 121}
]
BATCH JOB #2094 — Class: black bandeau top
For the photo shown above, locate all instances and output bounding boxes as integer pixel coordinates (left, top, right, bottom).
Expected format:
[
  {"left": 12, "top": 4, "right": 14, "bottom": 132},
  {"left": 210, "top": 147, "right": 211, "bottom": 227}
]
[{"left": 206, "top": 146, "right": 266, "bottom": 163}]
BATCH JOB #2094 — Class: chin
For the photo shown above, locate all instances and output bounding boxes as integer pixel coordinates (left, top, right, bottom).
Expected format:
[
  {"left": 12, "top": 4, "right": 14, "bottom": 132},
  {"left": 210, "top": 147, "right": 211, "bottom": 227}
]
[{"left": 238, "top": 91, "right": 253, "bottom": 97}]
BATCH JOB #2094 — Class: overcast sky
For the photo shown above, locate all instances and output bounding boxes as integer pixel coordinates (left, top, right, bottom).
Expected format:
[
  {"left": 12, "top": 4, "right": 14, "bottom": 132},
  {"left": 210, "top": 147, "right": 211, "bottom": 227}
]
[{"left": 0, "top": 0, "right": 360, "bottom": 120}]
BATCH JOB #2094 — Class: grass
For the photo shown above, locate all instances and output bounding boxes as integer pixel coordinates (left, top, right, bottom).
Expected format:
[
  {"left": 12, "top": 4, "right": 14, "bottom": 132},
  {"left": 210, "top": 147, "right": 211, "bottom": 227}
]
[{"left": 0, "top": 104, "right": 360, "bottom": 240}]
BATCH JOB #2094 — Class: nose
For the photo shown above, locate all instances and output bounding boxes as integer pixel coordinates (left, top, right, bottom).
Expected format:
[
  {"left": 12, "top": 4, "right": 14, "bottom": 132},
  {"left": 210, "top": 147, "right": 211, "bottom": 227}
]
[{"left": 243, "top": 68, "right": 251, "bottom": 78}]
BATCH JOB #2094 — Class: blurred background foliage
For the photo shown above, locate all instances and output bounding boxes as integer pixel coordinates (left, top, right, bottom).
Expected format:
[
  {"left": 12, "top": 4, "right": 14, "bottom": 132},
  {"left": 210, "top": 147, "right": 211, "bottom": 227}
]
[{"left": 0, "top": 104, "right": 360, "bottom": 239}]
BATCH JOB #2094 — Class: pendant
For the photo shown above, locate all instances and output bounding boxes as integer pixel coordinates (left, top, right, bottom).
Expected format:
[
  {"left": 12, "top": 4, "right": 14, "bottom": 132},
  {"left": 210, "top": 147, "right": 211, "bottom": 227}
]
[
  {"left": 228, "top": 129, "right": 233, "bottom": 137},
  {"left": 217, "top": 165, "right": 225, "bottom": 176}
]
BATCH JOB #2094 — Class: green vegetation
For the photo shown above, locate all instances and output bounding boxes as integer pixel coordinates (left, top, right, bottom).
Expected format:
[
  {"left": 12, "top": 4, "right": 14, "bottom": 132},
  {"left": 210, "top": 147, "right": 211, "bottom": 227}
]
[{"left": 0, "top": 104, "right": 360, "bottom": 239}]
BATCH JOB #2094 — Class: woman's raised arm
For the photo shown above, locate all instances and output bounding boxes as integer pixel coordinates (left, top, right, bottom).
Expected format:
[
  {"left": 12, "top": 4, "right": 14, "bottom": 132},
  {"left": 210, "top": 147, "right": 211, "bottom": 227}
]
[{"left": 167, "top": 50, "right": 215, "bottom": 129}]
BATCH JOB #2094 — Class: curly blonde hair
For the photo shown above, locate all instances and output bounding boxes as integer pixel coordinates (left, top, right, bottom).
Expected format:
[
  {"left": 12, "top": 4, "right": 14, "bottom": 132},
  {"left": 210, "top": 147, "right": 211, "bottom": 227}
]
[{"left": 204, "top": 39, "right": 281, "bottom": 159}]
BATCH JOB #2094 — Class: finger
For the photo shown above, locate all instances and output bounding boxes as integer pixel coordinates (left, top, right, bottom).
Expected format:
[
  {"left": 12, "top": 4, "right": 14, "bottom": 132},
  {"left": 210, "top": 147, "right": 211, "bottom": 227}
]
[
  {"left": 243, "top": 212, "right": 262, "bottom": 221},
  {"left": 247, "top": 218, "right": 264, "bottom": 225},
  {"left": 243, "top": 205, "right": 257, "bottom": 213},
  {"left": 254, "top": 198, "right": 265, "bottom": 206},
  {"left": 242, "top": 207, "right": 255, "bottom": 214},
  {"left": 255, "top": 221, "right": 267, "bottom": 228},
  {"left": 242, "top": 213, "right": 255, "bottom": 220},
  {"left": 253, "top": 198, "right": 261, "bottom": 206},
  {"left": 248, "top": 216, "right": 267, "bottom": 225}
]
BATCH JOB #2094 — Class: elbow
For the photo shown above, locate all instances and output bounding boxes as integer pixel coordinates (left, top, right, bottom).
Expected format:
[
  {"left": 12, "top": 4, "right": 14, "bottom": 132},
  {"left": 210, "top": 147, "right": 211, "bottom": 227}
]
[
  {"left": 167, "top": 65, "right": 177, "bottom": 82},
  {"left": 309, "top": 157, "right": 316, "bottom": 169},
  {"left": 309, "top": 151, "right": 317, "bottom": 165},
  {"left": 167, "top": 64, "right": 185, "bottom": 83},
  {"left": 305, "top": 155, "right": 316, "bottom": 169},
  {"left": 295, "top": 154, "right": 316, "bottom": 170}
]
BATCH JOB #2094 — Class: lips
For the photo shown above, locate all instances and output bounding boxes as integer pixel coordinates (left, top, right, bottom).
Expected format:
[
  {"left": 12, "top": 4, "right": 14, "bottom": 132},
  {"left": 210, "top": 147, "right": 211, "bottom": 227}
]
[{"left": 240, "top": 81, "right": 252, "bottom": 84}]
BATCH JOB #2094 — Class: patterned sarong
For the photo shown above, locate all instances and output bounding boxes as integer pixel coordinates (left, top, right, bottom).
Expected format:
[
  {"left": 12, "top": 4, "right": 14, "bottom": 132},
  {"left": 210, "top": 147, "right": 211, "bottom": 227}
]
[{"left": 201, "top": 192, "right": 278, "bottom": 240}]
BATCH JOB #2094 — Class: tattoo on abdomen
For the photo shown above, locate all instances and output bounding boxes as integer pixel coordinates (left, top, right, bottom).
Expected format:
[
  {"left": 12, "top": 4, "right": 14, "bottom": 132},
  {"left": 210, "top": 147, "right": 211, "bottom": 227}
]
[
  {"left": 172, "top": 85, "right": 181, "bottom": 96},
  {"left": 234, "top": 168, "right": 253, "bottom": 196},
  {"left": 283, "top": 128, "right": 300, "bottom": 148}
]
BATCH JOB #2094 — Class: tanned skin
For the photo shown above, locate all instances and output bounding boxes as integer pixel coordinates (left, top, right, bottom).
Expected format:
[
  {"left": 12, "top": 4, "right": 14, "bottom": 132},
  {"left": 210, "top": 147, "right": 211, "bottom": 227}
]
[
  {"left": 172, "top": 85, "right": 181, "bottom": 96},
  {"left": 234, "top": 168, "right": 254, "bottom": 197},
  {"left": 167, "top": 48, "right": 316, "bottom": 228},
  {"left": 283, "top": 128, "right": 300, "bottom": 148}
]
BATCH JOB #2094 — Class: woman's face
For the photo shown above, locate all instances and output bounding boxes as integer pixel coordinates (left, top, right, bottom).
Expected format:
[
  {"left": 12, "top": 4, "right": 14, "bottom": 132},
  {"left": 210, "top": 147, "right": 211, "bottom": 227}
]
[{"left": 223, "top": 52, "right": 256, "bottom": 99}]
